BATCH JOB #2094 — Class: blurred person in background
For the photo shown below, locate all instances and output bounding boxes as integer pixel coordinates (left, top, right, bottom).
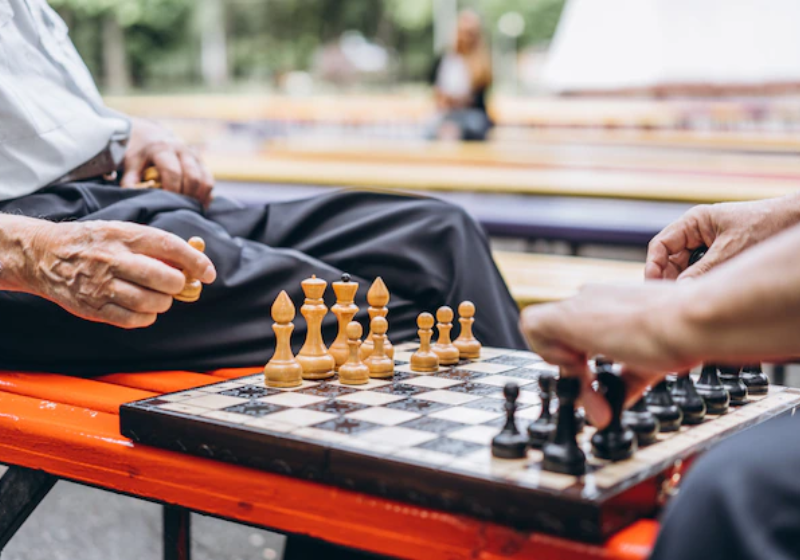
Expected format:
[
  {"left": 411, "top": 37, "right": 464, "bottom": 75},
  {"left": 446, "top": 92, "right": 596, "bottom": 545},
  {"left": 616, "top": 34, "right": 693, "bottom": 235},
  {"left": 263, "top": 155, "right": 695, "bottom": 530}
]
[{"left": 429, "top": 10, "right": 493, "bottom": 141}]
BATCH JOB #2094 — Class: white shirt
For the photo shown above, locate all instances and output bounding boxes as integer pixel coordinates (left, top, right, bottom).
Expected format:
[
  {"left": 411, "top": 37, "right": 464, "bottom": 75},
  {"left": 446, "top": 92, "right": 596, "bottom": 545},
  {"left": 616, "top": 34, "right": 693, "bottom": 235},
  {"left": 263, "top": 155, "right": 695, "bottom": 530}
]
[
  {"left": 0, "top": 0, "right": 130, "bottom": 200},
  {"left": 436, "top": 53, "right": 472, "bottom": 99}
]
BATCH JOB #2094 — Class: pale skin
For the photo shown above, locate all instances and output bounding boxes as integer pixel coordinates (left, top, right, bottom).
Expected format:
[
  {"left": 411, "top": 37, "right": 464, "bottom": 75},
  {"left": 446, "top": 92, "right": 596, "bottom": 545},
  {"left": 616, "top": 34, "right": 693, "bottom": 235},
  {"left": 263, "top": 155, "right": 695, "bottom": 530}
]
[
  {"left": 521, "top": 194, "right": 800, "bottom": 428},
  {"left": 0, "top": 118, "right": 216, "bottom": 329},
  {"left": 120, "top": 117, "right": 215, "bottom": 206}
]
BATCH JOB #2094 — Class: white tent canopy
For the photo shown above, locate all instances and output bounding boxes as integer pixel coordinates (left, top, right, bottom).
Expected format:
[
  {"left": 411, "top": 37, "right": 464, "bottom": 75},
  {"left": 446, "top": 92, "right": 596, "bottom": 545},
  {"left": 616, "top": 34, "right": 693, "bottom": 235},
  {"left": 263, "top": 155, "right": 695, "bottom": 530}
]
[{"left": 543, "top": 0, "right": 800, "bottom": 93}]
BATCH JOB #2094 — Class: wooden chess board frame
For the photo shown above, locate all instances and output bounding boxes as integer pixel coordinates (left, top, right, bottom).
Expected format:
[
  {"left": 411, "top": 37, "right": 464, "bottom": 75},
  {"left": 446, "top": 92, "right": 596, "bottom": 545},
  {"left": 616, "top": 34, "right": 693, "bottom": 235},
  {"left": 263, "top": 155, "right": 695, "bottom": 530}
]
[{"left": 120, "top": 344, "right": 800, "bottom": 543}]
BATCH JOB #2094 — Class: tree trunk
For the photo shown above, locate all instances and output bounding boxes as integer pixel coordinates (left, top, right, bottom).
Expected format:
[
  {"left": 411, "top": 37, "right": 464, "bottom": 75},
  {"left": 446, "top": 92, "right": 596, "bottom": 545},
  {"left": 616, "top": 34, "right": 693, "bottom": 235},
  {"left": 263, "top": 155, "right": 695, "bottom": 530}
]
[
  {"left": 200, "top": 0, "right": 229, "bottom": 88},
  {"left": 102, "top": 14, "right": 130, "bottom": 93}
]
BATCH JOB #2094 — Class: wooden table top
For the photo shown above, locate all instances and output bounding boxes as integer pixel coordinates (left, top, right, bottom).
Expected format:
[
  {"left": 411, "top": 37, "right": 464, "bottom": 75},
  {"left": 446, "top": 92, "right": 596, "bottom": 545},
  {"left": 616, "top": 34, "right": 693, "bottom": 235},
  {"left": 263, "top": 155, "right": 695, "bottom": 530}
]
[
  {"left": 0, "top": 365, "right": 657, "bottom": 560},
  {"left": 494, "top": 252, "right": 644, "bottom": 306},
  {"left": 204, "top": 152, "right": 799, "bottom": 204},
  {"left": 261, "top": 138, "right": 800, "bottom": 179}
]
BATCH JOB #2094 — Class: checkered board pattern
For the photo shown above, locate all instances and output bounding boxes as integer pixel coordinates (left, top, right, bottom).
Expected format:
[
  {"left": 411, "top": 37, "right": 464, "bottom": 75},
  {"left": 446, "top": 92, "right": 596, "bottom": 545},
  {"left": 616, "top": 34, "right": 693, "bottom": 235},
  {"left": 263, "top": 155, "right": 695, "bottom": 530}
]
[{"left": 120, "top": 343, "right": 800, "bottom": 542}]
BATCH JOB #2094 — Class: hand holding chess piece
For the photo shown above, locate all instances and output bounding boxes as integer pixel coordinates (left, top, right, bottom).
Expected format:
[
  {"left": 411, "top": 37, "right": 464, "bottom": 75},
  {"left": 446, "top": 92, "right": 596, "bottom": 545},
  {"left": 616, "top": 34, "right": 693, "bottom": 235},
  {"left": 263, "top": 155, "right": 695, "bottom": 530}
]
[
  {"left": 432, "top": 306, "right": 460, "bottom": 366},
  {"left": 360, "top": 277, "right": 393, "bottom": 361},
  {"left": 296, "top": 275, "right": 336, "bottom": 380},
  {"left": 365, "top": 316, "right": 394, "bottom": 378},
  {"left": 338, "top": 321, "right": 370, "bottom": 385},
  {"left": 330, "top": 273, "right": 359, "bottom": 370},
  {"left": 410, "top": 312, "right": 439, "bottom": 373},
  {"left": 132, "top": 166, "right": 162, "bottom": 189},
  {"left": 174, "top": 237, "right": 206, "bottom": 303},
  {"left": 264, "top": 291, "right": 303, "bottom": 388},
  {"left": 453, "top": 301, "right": 481, "bottom": 359}
]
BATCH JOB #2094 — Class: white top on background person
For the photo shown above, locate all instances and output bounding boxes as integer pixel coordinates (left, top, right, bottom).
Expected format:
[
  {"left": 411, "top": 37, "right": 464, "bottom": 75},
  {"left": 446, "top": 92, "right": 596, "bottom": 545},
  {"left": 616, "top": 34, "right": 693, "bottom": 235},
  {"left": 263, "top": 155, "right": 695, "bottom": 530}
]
[{"left": 0, "top": 0, "right": 130, "bottom": 200}]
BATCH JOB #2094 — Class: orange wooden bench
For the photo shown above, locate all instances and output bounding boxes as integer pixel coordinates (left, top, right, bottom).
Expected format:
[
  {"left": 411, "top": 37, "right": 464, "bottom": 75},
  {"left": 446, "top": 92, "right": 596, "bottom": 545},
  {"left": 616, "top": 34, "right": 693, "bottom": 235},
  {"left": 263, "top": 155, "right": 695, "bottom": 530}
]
[{"left": 0, "top": 366, "right": 659, "bottom": 560}]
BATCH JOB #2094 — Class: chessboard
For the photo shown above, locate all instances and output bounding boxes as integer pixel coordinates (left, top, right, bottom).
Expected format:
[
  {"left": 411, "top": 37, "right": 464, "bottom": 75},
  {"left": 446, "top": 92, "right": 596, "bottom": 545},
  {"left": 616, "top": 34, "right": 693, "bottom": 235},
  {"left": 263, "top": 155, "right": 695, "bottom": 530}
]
[{"left": 120, "top": 343, "right": 800, "bottom": 542}]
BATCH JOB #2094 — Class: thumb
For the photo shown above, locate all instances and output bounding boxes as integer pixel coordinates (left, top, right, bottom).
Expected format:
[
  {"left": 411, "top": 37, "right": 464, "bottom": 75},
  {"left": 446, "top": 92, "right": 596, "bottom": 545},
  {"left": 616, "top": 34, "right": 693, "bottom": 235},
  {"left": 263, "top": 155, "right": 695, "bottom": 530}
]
[
  {"left": 120, "top": 154, "right": 146, "bottom": 188},
  {"left": 678, "top": 245, "right": 723, "bottom": 280}
]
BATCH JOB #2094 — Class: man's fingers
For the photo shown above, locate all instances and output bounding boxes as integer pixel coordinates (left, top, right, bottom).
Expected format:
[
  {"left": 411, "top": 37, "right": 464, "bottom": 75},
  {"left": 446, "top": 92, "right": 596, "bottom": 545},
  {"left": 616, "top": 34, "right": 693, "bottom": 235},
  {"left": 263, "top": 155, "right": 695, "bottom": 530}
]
[
  {"left": 105, "top": 279, "right": 174, "bottom": 314},
  {"left": 178, "top": 151, "right": 205, "bottom": 202},
  {"left": 152, "top": 150, "right": 183, "bottom": 193},
  {"left": 120, "top": 153, "right": 146, "bottom": 188},
  {"left": 181, "top": 151, "right": 214, "bottom": 206},
  {"left": 127, "top": 228, "right": 216, "bottom": 284},
  {"left": 646, "top": 206, "right": 715, "bottom": 279},
  {"left": 115, "top": 254, "right": 187, "bottom": 294},
  {"left": 94, "top": 302, "right": 158, "bottom": 329},
  {"left": 621, "top": 367, "right": 662, "bottom": 409}
]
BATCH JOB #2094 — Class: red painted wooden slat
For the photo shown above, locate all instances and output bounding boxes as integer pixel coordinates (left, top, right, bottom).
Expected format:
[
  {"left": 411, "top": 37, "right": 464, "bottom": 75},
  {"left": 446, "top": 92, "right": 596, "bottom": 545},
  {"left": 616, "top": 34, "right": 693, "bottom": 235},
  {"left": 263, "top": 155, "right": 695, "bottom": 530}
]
[{"left": 0, "top": 389, "right": 653, "bottom": 560}]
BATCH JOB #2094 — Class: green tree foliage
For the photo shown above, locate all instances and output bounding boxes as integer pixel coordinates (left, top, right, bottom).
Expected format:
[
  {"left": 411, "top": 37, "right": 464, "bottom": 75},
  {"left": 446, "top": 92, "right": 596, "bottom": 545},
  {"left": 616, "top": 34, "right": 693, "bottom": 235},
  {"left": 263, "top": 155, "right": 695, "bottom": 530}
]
[{"left": 50, "top": 0, "right": 565, "bottom": 92}]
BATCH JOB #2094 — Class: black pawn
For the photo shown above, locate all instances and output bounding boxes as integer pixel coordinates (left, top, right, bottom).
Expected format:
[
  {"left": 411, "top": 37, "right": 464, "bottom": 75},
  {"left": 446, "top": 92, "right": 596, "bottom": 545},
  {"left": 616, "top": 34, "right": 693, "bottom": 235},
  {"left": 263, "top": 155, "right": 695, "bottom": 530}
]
[
  {"left": 527, "top": 371, "right": 556, "bottom": 449},
  {"left": 341, "top": 273, "right": 352, "bottom": 282},
  {"left": 491, "top": 383, "right": 529, "bottom": 459},
  {"left": 670, "top": 374, "right": 706, "bottom": 424},
  {"left": 695, "top": 364, "right": 730, "bottom": 415},
  {"left": 741, "top": 363, "right": 769, "bottom": 395},
  {"left": 689, "top": 246, "right": 708, "bottom": 266},
  {"left": 591, "top": 368, "right": 636, "bottom": 461},
  {"left": 646, "top": 380, "right": 683, "bottom": 432},
  {"left": 543, "top": 376, "right": 587, "bottom": 476},
  {"left": 718, "top": 365, "right": 748, "bottom": 405},
  {"left": 623, "top": 396, "right": 660, "bottom": 446}
]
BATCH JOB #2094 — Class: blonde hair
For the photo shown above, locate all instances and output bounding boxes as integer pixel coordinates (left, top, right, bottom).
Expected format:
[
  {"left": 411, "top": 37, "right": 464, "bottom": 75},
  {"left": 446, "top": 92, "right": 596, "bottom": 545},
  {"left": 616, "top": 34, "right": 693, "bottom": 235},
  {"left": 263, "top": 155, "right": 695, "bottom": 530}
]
[{"left": 455, "top": 10, "right": 492, "bottom": 91}]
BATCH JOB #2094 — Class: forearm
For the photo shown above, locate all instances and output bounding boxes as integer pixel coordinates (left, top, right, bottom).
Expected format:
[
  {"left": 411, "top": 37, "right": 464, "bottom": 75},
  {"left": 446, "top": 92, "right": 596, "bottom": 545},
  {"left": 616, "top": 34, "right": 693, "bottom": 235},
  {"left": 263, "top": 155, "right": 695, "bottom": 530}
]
[
  {"left": 0, "top": 214, "right": 49, "bottom": 293},
  {"left": 666, "top": 221, "right": 800, "bottom": 362}
]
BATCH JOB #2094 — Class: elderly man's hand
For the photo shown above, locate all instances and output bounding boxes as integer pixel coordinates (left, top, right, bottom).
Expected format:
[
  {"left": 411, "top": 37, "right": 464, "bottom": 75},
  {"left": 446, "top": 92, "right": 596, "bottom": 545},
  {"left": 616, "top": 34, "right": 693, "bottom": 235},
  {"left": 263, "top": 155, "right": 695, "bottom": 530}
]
[
  {"left": 120, "top": 117, "right": 214, "bottom": 206},
  {"left": 22, "top": 220, "right": 216, "bottom": 329},
  {"left": 519, "top": 282, "right": 700, "bottom": 427},
  {"left": 646, "top": 196, "right": 800, "bottom": 281}
]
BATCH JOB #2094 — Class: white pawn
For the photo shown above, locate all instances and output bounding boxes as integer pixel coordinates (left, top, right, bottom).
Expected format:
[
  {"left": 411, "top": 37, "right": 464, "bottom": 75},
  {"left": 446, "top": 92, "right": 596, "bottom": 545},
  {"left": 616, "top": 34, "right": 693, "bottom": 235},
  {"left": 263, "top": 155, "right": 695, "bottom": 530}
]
[
  {"left": 365, "top": 316, "right": 394, "bottom": 378},
  {"left": 339, "top": 321, "right": 370, "bottom": 385}
]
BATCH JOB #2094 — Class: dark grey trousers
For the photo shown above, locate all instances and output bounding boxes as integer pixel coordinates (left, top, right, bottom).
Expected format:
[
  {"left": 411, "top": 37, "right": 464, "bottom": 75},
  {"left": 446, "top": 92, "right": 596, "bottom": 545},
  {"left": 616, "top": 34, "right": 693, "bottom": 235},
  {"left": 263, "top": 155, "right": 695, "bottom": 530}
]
[
  {"left": 0, "top": 183, "right": 525, "bottom": 375},
  {"left": 651, "top": 413, "right": 800, "bottom": 560}
]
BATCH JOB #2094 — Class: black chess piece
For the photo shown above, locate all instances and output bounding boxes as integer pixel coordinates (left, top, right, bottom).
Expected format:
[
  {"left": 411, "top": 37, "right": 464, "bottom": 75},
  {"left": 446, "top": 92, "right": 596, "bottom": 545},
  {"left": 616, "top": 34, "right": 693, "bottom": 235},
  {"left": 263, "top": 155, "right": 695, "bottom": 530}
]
[
  {"left": 591, "top": 369, "right": 636, "bottom": 461},
  {"left": 527, "top": 371, "right": 556, "bottom": 449},
  {"left": 623, "top": 395, "right": 660, "bottom": 446},
  {"left": 646, "top": 380, "right": 683, "bottom": 432},
  {"left": 542, "top": 376, "right": 587, "bottom": 476},
  {"left": 575, "top": 407, "right": 586, "bottom": 433},
  {"left": 695, "top": 364, "right": 730, "bottom": 415},
  {"left": 670, "top": 373, "right": 707, "bottom": 424},
  {"left": 491, "top": 383, "right": 529, "bottom": 459},
  {"left": 741, "top": 363, "right": 769, "bottom": 395},
  {"left": 689, "top": 246, "right": 708, "bottom": 266},
  {"left": 718, "top": 365, "right": 749, "bottom": 406}
]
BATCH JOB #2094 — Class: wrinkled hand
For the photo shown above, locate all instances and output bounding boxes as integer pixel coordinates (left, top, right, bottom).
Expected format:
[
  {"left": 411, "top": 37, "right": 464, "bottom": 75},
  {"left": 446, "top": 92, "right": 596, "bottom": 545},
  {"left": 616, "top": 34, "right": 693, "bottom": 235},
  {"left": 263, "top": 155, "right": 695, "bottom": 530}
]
[
  {"left": 520, "top": 282, "right": 699, "bottom": 427},
  {"left": 120, "top": 117, "right": 214, "bottom": 206},
  {"left": 27, "top": 220, "right": 216, "bottom": 329},
  {"left": 646, "top": 197, "right": 800, "bottom": 280}
]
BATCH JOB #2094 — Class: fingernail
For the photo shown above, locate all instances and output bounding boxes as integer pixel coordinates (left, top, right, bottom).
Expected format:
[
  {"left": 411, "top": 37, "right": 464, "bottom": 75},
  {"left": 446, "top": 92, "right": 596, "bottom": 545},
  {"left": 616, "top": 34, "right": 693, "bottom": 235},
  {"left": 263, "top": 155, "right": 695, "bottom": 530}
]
[{"left": 202, "top": 265, "right": 216, "bottom": 284}]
